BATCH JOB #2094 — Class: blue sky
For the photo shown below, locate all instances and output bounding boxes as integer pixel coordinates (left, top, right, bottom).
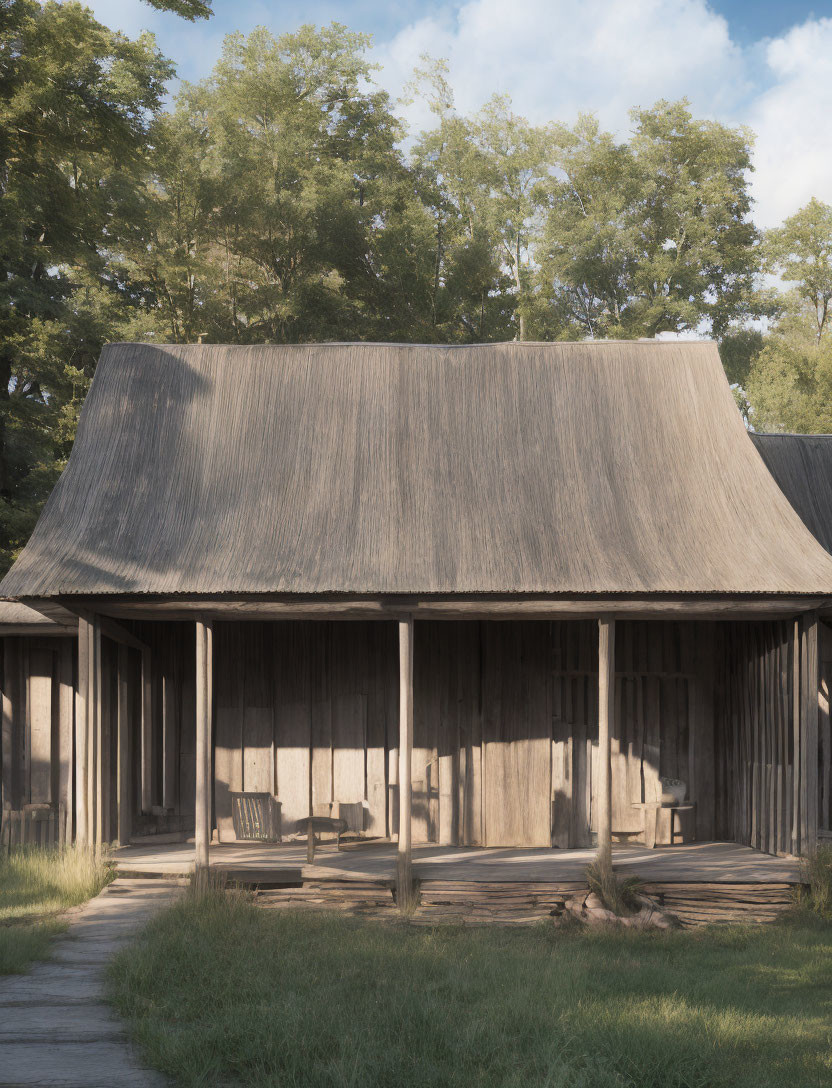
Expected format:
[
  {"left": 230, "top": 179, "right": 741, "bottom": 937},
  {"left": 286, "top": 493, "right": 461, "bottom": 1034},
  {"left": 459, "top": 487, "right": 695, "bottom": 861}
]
[{"left": 81, "top": 0, "right": 832, "bottom": 228}]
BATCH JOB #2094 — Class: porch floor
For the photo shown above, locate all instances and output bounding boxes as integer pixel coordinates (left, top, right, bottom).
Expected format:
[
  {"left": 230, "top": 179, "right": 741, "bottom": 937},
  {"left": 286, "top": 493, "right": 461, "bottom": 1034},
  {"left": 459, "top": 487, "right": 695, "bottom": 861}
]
[{"left": 113, "top": 840, "right": 802, "bottom": 884}]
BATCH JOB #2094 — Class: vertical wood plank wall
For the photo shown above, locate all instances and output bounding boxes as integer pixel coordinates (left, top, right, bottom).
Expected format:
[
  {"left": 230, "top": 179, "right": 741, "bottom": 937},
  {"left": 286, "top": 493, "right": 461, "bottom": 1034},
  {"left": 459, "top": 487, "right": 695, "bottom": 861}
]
[
  {"left": 206, "top": 620, "right": 721, "bottom": 848},
  {"left": 713, "top": 618, "right": 821, "bottom": 856},
  {"left": 0, "top": 636, "right": 76, "bottom": 839},
  {"left": 4, "top": 616, "right": 824, "bottom": 853}
]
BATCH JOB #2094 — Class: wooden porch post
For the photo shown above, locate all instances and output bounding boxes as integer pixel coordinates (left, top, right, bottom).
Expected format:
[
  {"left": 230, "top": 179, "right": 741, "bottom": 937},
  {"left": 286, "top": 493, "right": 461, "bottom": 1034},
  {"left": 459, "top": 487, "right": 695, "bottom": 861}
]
[
  {"left": 195, "top": 618, "right": 213, "bottom": 871},
  {"left": 75, "top": 618, "right": 90, "bottom": 847},
  {"left": 597, "top": 617, "right": 615, "bottom": 874},
  {"left": 140, "top": 648, "right": 153, "bottom": 814},
  {"left": 803, "top": 612, "right": 819, "bottom": 856},
  {"left": 116, "top": 644, "right": 131, "bottom": 846},
  {"left": 397, "top": 617, "right": 415, "bottom": 911},
  {"left": 76, "top": 616, "right": 102, "bottom": 849}
]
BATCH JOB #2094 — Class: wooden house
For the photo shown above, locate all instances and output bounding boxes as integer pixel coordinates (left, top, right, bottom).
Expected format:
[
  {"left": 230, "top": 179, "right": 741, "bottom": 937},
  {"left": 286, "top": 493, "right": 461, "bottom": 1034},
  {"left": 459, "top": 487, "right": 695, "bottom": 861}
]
[
  {"left": 0, "top": 602, "right": 76, "bottom": 845},
  {"left": 2, "top": 341, "right": 831, "bottom": 891}
]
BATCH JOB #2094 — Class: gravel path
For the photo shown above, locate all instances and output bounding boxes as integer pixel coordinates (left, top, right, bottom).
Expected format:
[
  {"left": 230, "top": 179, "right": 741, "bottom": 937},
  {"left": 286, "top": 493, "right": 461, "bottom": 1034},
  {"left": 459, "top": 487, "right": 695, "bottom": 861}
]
[{"left": 0, "top": 877, "right": 184, "bottom": 1087}]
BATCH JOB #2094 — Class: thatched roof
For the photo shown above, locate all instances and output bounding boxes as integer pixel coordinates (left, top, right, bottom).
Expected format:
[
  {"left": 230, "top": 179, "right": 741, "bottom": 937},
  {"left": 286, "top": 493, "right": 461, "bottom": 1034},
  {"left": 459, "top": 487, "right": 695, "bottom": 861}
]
[
  {"left": 3, "top": 340, "right": 832, "bottom": 600},
  {"left": 751, "top": 433, "right": 832, "bottom": 555}
]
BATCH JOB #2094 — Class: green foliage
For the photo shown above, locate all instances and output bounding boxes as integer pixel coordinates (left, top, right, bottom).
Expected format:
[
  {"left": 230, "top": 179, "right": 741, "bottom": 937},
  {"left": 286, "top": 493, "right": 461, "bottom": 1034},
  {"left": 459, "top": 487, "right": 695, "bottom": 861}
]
[
  {"left": 765, "top": 198, "right": 832, "bottom": 343},
  {"left": 110, "top": 888, "right": 832, "bottom": 1088},
  {"left": 537, "top": 101, "right": 760, "bottom": 340},
  {"left": 746, "top": 327, "right": 832, "bottom": 433},
  {"left": 142, "top": 0, "right": 213, "bottom": 18},
  {"left": 0, "top": 0, "right": 172, "bottom": 571},
  {"left": 719, "top": 328, "right": 765, "bottom": 388}
]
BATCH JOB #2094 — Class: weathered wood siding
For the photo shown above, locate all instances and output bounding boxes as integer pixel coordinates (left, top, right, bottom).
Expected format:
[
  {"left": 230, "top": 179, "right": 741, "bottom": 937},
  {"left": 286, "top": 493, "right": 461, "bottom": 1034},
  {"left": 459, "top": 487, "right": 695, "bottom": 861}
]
[
  {"left": 713, "top": 618, "right": 820, "bottom": 856},
  {"left": 202, "top": 620, "right": 718, "bottom": 848},
  {"left": 820, "top": 622, "right": 832, "bottom": 835},
  {"left": 98, "top": 616, "right": 825, "bottom": 852},
  {"left": 213, "top": 622, "right": 397, "bottom": 841},
  {"left": 0, "top": 636, "right": 75, "bottom": 837}
]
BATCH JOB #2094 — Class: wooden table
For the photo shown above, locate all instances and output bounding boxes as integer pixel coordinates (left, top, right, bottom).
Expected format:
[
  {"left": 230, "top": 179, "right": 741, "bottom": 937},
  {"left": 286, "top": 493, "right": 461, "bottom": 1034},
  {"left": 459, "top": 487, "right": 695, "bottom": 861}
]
[{"left": 296, "top": 816, "right": 348, "bottom": 861}]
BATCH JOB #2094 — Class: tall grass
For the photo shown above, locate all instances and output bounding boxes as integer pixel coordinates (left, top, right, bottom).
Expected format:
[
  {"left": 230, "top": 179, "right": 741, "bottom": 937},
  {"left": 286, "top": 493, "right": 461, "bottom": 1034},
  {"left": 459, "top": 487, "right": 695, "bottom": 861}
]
[
  {"left": 795, "top": 845, "right": 832, "bottom": 917},
  {"left": 110, "top": 886, "right": 832, "bottom": 1088},
  {"left": 0, "top": 845, "right": 113, "bottom": 973},
  {"left": 585, "top": 861, "right": 643, "bottom": 916}
]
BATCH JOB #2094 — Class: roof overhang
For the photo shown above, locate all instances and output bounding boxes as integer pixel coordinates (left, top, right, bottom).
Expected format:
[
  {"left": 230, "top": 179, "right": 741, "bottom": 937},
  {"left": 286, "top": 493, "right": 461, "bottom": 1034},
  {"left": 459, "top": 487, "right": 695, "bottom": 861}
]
[{"left": 26, "top": 593, "right": 832, "bottom": 623}]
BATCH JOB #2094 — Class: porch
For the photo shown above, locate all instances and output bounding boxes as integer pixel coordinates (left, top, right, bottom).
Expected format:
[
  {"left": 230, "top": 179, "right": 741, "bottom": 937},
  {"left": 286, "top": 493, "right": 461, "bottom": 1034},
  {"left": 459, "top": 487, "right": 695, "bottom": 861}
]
[{"left": 114, "top": 839, "right": 802, "bottom": 883}]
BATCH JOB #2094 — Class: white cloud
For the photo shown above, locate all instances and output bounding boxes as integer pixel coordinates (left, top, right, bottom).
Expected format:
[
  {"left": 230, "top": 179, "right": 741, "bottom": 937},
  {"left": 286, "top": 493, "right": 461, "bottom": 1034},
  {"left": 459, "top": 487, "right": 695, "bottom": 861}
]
[
  {"left": 375, "top": 0, "right": 748, "bottom": 136},
  {"left": 376, "top": 0, "right": 832, "bottom": 231},
  {"left": 77, "top": 0, "right": 832, "bottom": 229},
  {"left": 747, "top": 18, "right": 832, "bottom": 229}
]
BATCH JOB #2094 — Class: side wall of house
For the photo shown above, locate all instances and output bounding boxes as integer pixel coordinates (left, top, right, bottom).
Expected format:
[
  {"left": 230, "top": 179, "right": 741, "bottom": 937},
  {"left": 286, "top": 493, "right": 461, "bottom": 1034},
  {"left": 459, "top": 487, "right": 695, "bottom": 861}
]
[
  {"left": 203, "top": 619, "right": 717, "bottom": 849},
  {"left": 0, "top": 635, "right": 75, "bottom": 840},
  {"left": 714, "top": 617, "right": 821, "bottom": 857}
]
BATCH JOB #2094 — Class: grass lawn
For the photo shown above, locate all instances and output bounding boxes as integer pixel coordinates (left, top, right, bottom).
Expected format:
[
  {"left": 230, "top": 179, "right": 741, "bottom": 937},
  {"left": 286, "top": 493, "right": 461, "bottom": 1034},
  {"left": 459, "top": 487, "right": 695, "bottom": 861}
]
[
  {"left": 109, "top": 888, "right": 832, "bottom": 1088},
  {"left": 0, "top": 845, "right": 113, "bottom": 974}
]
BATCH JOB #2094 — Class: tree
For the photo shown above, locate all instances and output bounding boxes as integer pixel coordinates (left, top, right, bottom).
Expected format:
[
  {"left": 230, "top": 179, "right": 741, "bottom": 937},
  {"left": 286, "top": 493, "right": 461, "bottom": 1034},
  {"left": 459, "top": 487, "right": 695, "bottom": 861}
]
[
  {"left": 765, "top": 198, "right": 832, "bottom": 343},
  {"left": 405, "top": 59, "right": 515, "bottom": 341},
  {"left": 142, "top": 0, "right": 213, "bottom": 17},
  {"left": 743, "top": 199, "right": 832, "bottom": 432},
  {"left": 131, "top": 24, "right": 409, "bottom": 344},
  {"left": 536, "top": 101, "right": 760, "bottom": 340},
  {"left": 746, "top": 335, "right": 832, "bottom": 433},
  {"left": 0, "top": 0, "right": 172, "bottom": 570}
]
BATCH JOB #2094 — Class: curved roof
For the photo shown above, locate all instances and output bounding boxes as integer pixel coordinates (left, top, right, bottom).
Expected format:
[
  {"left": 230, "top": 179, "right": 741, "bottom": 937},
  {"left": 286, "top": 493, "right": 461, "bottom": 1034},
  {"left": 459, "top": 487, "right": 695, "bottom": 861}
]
[
  {"left": 751, "top": 433, "right": 832, "bottom": 555},
  {"left": 3, "top": 340, "right": 832, "bottom": 599}
]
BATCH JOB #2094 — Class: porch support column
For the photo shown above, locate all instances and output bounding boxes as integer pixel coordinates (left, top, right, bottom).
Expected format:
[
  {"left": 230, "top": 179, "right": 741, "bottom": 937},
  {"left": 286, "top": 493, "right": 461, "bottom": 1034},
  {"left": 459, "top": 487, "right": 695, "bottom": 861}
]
[
  {"left": 195, "top": 618, "right": 213, "bottom": 872},
  {"left": 116, "top": 644, "right": 131, "bottom": 847},
  {"left": 77, "top": 615, "right": 102, "bottom": 849},
  {"left": 597, "top": 616, "right": 615, "bottom": 874},
  {"left": 397, "top": 617, "right": 415, "bottom": 911},
  {"left": 140, "top": 648, "right": 153, "bottom": 814},
  {"left": 802, "top": 611, "right": 819, "bottom": 856},
  {"left": 75, "top": 618, "right": 90, "bottom": 847}
]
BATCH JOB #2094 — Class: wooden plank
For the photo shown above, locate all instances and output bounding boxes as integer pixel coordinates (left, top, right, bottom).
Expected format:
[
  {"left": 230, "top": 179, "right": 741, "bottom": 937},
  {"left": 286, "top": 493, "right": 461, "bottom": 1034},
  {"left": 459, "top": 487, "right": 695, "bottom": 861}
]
[
  {"left": 803, "top": 612, "right": 819, "bottom": 854},
  {"left": 57, "top": 639, "right": 74, "bottom": 842},
  {"left": 310, "top": 622, "right": 333, "bottom": 818},
  {"left": 792, "top": 619, "right": 801, "bottom": 856},
  {"left": 1, "top": 639, "right": 16, "bottom": 815},
  {"left": 75, "top": 623, "right": 89, "bottom": 846},
  {"left": 437, "top": 624, "right": 455, "bottom": 846},
  {"left": 274, "top": 623, "right": 311, "bottom": 836},
  {"left": 214, "top": 622, "right": 242, "bottom": 842},
  {"left": 597, "top": 618, "right": 614, "bottom": 871},
  {"left": 397, "top": 618, "right": 414, "bottom": 910},
  {"left": 332, "top": 625, "right": 367, "bottom": 824},
  {"left": 365, "top": 622, "right": 391, "bottom": 837},
  {"left": 162, "top": 653, "right": 179, "bottom": 812},
  {"left": 27, "top": 648, "right": 53, "bottom": 804},
  {"left": 820, "top": 622, "right": 832, "bottom": 832},
  {"left": 87, "top": 617, "right": 102, "bottom": 847},
  {"left": 195, "top": 618, "right": 213, "bottom": 869},
  {"left": 117, "top": 644, "right": 131, "bottom": 845},
  {"left": 140, "top": 647, "right": 153, "bottom": 814},
  {"left": 99, "top": 636, "right": 112, "bottom": 844},
  {"left": 483, "top": 623, "right": 550, "bottom": 846}
]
